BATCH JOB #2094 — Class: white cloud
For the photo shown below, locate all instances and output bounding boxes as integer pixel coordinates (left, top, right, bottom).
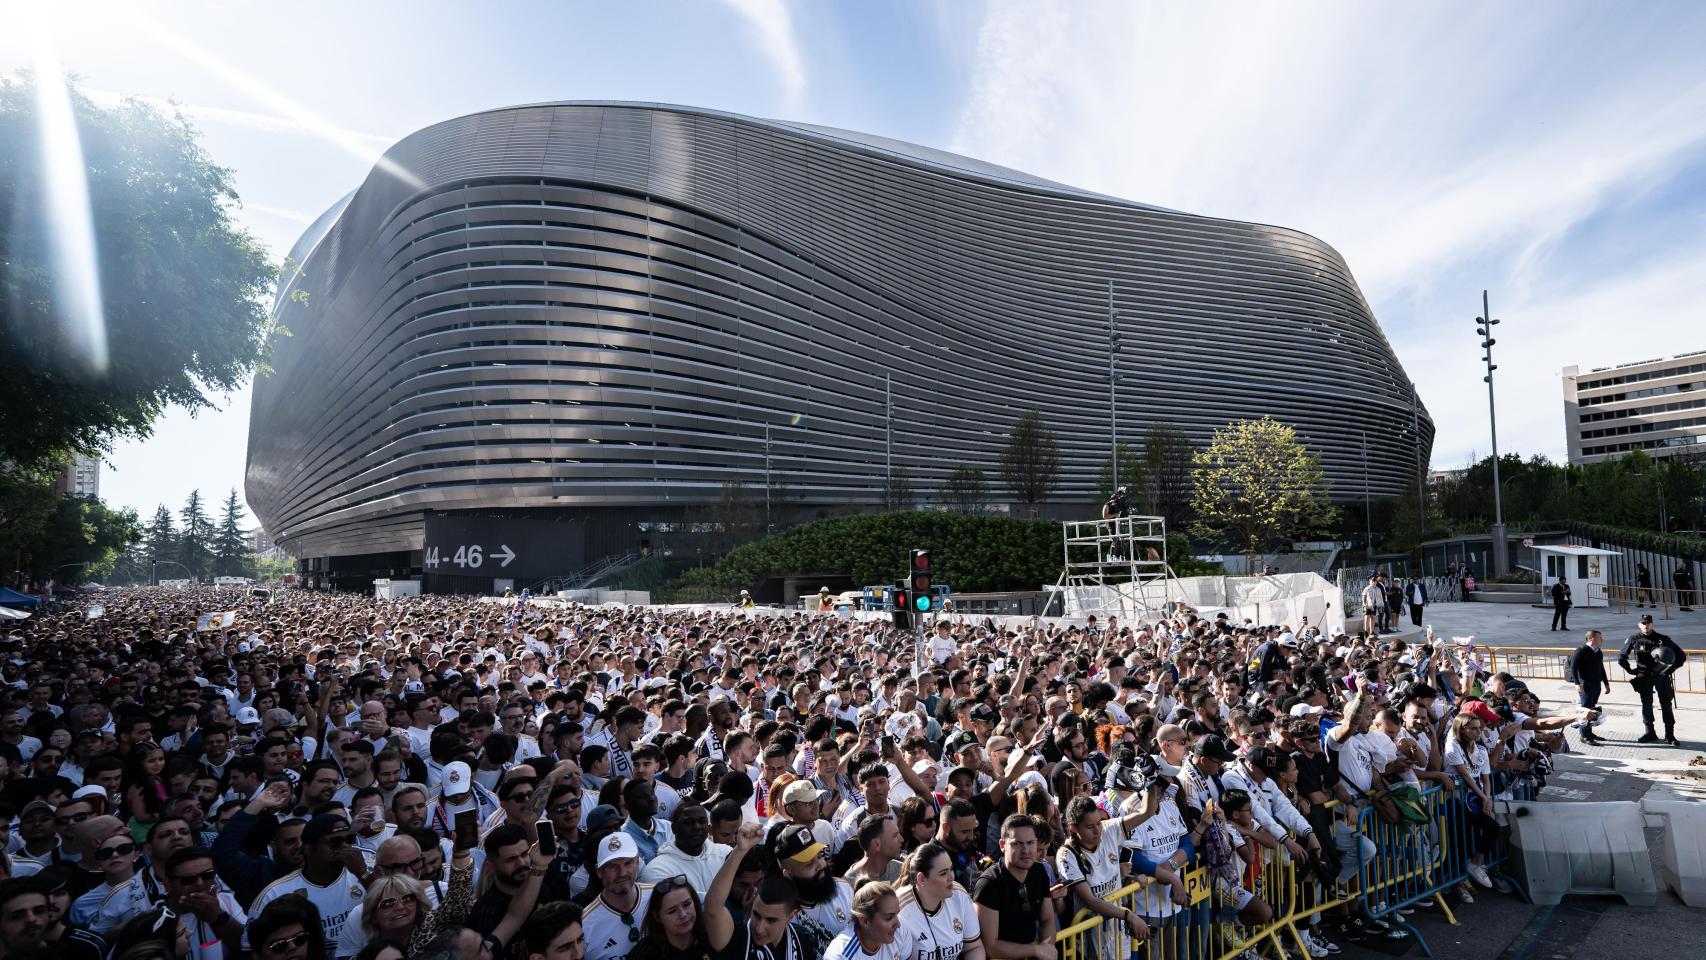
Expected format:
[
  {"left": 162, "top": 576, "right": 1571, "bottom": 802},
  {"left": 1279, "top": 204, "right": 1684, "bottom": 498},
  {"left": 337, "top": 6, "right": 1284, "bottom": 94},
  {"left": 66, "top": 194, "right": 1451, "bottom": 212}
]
[
  {"left": 948, "top": 0, "right": 1706, "bottom": 467},
  {"left": 716, "top": 0, "right": 808, "bottom": 111},
  {"left": 84, "top": 88, "right": 399, "bottom": 149}
]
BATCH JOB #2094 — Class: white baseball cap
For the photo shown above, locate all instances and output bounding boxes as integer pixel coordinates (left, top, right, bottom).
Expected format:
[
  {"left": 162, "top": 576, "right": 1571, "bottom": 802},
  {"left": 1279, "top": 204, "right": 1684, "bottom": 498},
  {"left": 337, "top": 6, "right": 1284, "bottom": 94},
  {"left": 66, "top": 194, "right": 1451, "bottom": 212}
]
[
  {"left": 596, "top": 831, "right": 640, "bottom": 868},
  {"left": 442, "top": 761, "right": 472, "bottom": 797}
]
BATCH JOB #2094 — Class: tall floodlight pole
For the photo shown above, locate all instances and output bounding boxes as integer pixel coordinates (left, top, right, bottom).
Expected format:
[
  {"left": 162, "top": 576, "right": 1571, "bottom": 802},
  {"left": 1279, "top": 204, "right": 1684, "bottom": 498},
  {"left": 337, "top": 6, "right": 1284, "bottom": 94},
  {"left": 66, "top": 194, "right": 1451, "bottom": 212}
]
[
  {"left": 1476, "top": 290, "right": 1509, "bottom": 577},
  {"left": 1108, "top": 280, "right": 1120, "bottom": 492},
  {"left": 1412, "top": 383, "right": 1426, "bottom": 570}
]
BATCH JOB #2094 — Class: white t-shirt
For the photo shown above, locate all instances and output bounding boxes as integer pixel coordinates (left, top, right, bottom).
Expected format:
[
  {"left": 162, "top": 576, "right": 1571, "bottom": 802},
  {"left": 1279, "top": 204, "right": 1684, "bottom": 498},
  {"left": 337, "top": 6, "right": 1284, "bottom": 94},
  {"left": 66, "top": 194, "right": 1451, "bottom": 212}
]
[
  {"left": 186, "top": 891, "right": 249, "bottom": 960},
  {"left": 895, "top": 884, "right": 980, "bottom": 960},
  {"left": 1056, "top": 818, "right": 1125, "bottom": 902},
  {"left": 1327, "top": 731, "right": 1378, "bottom": 795},
  {"left": 247, "top": 869, "right": 366, "bottom": 952},
  {"left": 828, "top": 929, "right": 908, "bottom": 960},
  {"left": 793, "top": 878, "right": 856, "bottom": 956},
  {"left": 1123, "top": 795, "right": 1186, "bottom": 919},
  {"left": 582, "top": 884, "right": 653, "bottom": 960}
]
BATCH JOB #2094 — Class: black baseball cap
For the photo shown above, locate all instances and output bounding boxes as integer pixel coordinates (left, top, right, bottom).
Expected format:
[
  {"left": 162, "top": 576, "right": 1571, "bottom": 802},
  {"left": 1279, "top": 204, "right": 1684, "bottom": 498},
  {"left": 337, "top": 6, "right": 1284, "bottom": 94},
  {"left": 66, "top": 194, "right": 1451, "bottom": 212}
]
[
  {"left": 773, "top": 823, "right": 825, "bottom": 864},
  {"left": 1192, "top": 734, "right": 1238, "bottom": 763},
  {"left": 1640, "top": 614, "right": 1654, "bottom": 624}
]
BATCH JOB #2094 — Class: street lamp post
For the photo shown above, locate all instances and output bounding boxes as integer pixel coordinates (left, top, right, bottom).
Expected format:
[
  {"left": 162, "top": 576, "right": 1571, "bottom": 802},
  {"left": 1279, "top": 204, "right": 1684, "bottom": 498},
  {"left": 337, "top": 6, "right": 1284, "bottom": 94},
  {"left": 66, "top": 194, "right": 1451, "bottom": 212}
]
[
  {"left": 1476, "top": 290, "right": 1509, "bottom": 577},
  {"left": 1361, "top": 431, "right": 1374, "bottom": 564},
  {"left": 1108, "top": 279, "right": 1121, "bottom": 492},
  {"left": 151, "top": 558, "right": 194, "bottom": 585}
]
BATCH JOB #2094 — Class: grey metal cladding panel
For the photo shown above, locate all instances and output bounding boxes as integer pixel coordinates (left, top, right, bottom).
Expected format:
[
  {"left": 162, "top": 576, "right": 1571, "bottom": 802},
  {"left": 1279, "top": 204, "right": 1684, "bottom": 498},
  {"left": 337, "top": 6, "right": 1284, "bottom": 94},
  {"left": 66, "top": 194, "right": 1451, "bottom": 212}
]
[
  {"left": 250, "top": 102, "right": 1429, "bottom": 549},
  {"left": 542, "top": 109, "right": 604, "bottom": 180},
  {"left": 591, "top": 108, "right": 653, "bottom": 194}
]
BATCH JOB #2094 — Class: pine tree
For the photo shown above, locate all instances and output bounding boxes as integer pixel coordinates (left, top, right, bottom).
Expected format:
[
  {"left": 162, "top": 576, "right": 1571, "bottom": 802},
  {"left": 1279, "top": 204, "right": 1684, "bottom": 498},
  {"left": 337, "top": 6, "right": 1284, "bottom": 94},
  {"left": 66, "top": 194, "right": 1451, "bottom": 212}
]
[
  {"left": 143, "top": 505, "right": 176, "bottom": 564},
  {"left": 213, "top": 488, "right": 251, "bottom": 577},
  {"left": 178, "top": 489, "right": 214, "bottom": 579}
]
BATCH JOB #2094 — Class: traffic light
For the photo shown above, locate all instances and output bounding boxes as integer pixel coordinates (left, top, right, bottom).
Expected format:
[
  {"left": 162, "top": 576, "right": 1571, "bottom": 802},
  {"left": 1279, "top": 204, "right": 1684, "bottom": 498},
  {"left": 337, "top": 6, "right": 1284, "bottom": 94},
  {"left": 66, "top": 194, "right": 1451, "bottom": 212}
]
[
  {"left": 891, "top": 580, "right": 911, "bottom": 629},
  {"left": 910, "top": 549, "right": 933, "bottom": 613}
]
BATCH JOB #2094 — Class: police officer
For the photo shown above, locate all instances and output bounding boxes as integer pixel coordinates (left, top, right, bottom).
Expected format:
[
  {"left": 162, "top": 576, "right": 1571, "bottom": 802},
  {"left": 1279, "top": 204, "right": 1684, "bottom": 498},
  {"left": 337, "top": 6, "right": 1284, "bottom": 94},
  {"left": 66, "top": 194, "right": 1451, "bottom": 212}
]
[
  {"left": 1550, "top": 576, "right": 1572, "bottom": 631},
  {"left": 1618, "top": 614, "right": 1686, "bottom": 745}
]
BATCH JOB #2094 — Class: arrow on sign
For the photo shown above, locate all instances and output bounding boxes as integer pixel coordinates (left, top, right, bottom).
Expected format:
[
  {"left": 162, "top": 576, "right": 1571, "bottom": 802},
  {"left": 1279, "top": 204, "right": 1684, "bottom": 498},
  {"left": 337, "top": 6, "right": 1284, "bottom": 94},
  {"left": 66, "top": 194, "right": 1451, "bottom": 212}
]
[{"left": 495, "top": 544, "right": 516, "bottom": 567}]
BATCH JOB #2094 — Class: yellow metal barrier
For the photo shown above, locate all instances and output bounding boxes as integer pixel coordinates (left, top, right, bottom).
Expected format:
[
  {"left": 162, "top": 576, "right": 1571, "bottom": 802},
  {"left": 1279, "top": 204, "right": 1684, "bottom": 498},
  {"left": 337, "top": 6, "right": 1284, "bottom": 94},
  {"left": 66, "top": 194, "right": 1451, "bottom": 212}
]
[
  {"left": 1047, "top": 845, "right": 1363, "bottom": 960},
  {"left": 1599, "top": 582, "right": 1704, "bottom": 619},
  {"left": 1481, "top": 644, "right": 1706, "bottom": 695}
]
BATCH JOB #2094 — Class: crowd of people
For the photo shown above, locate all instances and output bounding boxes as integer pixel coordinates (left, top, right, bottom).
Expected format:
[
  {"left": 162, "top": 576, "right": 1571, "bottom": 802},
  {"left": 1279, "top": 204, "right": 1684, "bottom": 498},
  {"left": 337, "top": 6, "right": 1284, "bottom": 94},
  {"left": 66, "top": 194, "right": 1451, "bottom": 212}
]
[{"left": 0, "top": 584, "right": 1594, "bottom": 960}]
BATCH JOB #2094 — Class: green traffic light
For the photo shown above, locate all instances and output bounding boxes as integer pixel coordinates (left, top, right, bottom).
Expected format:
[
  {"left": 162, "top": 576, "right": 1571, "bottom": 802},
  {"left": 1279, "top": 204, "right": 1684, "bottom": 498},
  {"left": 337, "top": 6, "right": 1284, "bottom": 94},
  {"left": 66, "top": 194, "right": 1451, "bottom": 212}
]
[{"left": 914, "top": 595, "right": 930, "bottom": 612}]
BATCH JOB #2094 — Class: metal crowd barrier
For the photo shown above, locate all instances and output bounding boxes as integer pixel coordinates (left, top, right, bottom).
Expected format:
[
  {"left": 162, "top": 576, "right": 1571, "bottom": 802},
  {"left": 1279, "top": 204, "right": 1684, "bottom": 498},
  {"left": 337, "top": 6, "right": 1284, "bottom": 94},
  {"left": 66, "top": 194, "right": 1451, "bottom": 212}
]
[
  {"left": 1480, "top": 644, "right": 1706, "bottom": 695},
  {"left": 1036, "top": 785, "right": 1522, "bottom": 960}
]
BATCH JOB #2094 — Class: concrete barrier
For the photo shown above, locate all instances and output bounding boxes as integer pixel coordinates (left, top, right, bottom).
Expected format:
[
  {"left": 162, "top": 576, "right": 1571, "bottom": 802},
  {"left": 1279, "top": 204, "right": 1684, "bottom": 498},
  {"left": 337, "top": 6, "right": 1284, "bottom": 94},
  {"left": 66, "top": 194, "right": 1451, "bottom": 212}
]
[
  {"left": 1506, "top": 800, "right": 1657, "bottom": 906},
  {"left": 1642, "top": 799, "right": 1706, "bottom": 907}
]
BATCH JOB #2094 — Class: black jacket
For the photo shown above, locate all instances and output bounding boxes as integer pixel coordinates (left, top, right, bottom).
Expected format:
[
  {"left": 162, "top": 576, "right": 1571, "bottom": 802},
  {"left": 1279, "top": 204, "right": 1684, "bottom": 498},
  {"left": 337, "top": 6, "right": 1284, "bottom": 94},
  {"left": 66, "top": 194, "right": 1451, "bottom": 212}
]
[
  {"left": 1618, "top": 630, "right": 1686, "bottom": 679},
  {"left": 1568, "top": 644, "right": 1610, "bottom": 691},
  {"left": 1551, "top": 582, "right": 1572, "bottom": 606}
]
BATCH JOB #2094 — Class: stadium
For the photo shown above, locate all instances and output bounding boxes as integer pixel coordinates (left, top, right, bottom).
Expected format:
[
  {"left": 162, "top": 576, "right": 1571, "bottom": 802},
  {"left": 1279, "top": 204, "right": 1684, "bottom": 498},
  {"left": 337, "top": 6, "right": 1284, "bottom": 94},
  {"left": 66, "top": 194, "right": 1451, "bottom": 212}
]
[{"left": 246, "top": 102, "right": 1431, "bottom": 592}]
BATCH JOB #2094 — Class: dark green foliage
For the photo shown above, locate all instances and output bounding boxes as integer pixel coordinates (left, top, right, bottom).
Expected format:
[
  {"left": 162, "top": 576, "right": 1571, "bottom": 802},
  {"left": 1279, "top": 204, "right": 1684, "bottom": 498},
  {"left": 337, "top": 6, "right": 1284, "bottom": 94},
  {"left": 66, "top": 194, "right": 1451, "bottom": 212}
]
[
  {"left": 659, "top": 511, "right": 1064, "bottom": 600},
  {"left": 0, "top": 77, "right": 279, "bottom": 469}
]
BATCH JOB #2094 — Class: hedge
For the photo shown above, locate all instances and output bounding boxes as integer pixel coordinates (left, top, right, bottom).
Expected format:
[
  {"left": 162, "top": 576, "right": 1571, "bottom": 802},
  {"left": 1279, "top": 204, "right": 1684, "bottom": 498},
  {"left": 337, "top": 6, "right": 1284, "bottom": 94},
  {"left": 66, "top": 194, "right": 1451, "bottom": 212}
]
[{"left": 656, "top": 512, "right": 1221, "bottom": 601}]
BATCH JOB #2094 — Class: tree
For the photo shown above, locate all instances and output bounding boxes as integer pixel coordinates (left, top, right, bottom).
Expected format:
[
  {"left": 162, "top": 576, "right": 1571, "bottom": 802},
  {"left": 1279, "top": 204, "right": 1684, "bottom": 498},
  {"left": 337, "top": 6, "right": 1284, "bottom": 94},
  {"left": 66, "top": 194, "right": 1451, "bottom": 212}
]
[
  {"left": 882, "top": 468, "right": 916, "bottom": 512},
  {"left": 0, "top": 465, "right": 139, "bottom": 583},
  {"left": 1141, "top": 425, "right": 1197, "bottom": 531},
  {"left": 178, "top": 490, "right": 214, "bottom": 579},
  {"left": 1094, "top": 443, "right": 1144, "bottom": 509},
  {"left": 143, "top": 505, "right": 177, "bottom": 564},
  {"left": 0, "top": 77, "right": 280, "bottom": 470},
  {"left": 1190, "top": 417, "right": 1338, "bottom": 564},
  {"left": 711, "top": 481, "right": 763, "bottom": 553},
  {"left": 943, "top": 466, "right": 989, "bottom": 514},
  {"left": 999, "top": 408, "right": 1060, "bottom": 516},
  {"left": 213, "top": 488, "right": 251, "bottom": 577}
]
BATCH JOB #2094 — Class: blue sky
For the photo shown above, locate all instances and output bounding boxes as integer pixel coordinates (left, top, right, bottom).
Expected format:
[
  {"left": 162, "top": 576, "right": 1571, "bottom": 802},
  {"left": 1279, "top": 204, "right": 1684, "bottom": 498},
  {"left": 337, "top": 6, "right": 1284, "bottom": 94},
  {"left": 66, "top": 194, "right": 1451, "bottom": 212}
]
[{"left": 7, "top": 0, "right": 1706, "bottom": 524}]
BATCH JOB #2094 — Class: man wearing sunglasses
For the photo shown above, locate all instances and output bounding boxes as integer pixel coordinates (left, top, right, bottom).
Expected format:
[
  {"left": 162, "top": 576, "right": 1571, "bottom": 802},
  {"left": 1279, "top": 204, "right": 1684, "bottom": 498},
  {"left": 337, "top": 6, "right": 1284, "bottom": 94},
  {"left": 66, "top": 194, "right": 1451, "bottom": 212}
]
[
  {"left": 67, "top": 821, "right": 154, "bottom": 936},
  {"left": 163, "top": 847, "right": 246, "bottom": 960},
  {"left": 246, "top": 814, "right": 367, "bottom": 954}
]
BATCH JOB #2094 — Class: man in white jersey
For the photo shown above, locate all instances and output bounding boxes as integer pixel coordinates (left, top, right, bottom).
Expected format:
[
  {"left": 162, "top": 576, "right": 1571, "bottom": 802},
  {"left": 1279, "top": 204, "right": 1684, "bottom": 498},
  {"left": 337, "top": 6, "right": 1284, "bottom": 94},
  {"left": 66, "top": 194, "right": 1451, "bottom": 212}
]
[
  {"left": 774, "top": 823, "right": 853, "bottom": 957},
  {"left": 581, "top": 832, "right": 653, "bottom": 960},
  {"left": 246, "top": 814, "right": 367, "bottom": 953}
]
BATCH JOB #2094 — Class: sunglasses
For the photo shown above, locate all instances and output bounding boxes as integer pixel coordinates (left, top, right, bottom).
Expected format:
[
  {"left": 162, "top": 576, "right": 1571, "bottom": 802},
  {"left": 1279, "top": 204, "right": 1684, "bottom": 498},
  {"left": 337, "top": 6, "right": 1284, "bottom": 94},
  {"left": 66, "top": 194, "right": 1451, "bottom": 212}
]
[
  {"left": 551, "top": 801, "right": 581, "bottom": 813},
  {"left": 96, "top": 842, "right": 137, "bottom": 861},
  {"left": 380, "top": 857, "right": 424, "bottom": 873},
  {"left": 170, "top": 869, "right": 219, "bottom": 885},
  {"left": 376, "top": 896, "right": 416, "bottom": 911},
  {"left": 264, "top": 931, "right": 313, "bottom": 953},
  {"left": 321, "top": 834, "right": 354, "bottom": 848},
  {"left": 56, "top": 812, "right": 92, "bottom": 826}
]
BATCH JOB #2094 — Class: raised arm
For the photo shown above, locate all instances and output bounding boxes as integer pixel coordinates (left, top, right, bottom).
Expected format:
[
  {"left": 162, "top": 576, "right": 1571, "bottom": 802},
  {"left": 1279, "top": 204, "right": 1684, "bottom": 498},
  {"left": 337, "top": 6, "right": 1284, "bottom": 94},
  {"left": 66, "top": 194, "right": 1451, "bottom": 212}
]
[{"left": 705, "top": 821, "right": 764, "bottom": 952}]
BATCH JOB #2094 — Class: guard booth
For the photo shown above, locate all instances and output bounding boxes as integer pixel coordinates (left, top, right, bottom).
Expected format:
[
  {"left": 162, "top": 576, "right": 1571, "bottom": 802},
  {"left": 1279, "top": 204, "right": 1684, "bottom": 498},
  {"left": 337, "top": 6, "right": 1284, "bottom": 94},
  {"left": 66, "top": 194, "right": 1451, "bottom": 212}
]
[{"left": 1535, "top": 544, "right": 1620, "bottom": 607}]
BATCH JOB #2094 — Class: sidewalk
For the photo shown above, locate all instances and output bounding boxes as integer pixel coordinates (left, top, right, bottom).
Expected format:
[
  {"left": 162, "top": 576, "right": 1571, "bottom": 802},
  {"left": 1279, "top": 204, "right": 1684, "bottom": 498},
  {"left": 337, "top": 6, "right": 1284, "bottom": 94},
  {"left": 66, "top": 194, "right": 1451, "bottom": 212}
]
[{"left": 1394, "top": 600, "right": 1706, "bottom": 650}]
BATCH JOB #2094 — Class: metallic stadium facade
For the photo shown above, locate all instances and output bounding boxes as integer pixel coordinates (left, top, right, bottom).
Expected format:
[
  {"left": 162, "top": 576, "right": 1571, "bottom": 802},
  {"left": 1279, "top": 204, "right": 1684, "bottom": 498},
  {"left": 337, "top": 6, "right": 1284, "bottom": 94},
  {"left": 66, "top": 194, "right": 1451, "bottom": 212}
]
[{"left": 247, "top": 102, "right": 1432, "bottom": 591}]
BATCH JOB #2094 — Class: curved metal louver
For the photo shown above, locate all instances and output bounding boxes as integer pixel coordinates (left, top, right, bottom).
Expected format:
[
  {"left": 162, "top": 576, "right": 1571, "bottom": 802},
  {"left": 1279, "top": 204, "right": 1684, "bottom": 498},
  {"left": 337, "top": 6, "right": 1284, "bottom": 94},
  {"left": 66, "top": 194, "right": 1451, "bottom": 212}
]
[{"left": 247, "top": 102, "right": 1431, "bottom": 558}]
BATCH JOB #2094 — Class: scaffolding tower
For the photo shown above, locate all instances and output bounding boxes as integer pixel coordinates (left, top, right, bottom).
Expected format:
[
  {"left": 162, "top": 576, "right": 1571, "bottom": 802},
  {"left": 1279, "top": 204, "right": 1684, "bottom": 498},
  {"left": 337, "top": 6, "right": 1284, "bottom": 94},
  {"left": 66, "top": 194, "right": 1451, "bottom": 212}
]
[{"left": 1051, "top": 515, "right": 1181, "bottom": 620}]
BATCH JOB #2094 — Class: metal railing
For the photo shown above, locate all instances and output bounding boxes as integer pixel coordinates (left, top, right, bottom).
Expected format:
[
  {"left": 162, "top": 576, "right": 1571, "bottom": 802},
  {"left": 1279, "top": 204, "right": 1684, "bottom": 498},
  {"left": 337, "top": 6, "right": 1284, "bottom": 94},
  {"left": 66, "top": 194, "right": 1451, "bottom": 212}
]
[
  {"left": 1594, "top": 582, "right": 1704, "bottom": 619},
  {"left": 1480, "top": 644, "right": 1706, "bottom": 695}
]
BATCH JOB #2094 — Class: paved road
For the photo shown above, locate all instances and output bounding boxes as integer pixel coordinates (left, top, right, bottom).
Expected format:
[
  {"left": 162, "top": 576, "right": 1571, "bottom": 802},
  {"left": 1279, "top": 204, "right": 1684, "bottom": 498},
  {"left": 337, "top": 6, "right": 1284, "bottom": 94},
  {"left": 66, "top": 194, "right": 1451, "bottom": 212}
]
[
  {"left": 1395, "top": 599, "right": 1705, "bottom": 649},
  {"left": 1333, "top": 626, "right": 1706, "bottom": 959}
]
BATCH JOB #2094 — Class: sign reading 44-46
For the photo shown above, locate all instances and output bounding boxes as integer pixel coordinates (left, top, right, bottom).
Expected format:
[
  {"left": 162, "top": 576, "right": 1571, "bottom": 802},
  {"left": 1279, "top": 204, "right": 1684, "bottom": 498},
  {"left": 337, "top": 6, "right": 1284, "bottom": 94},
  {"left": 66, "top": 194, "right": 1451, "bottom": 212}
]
[{"left": 424, "top": 543, "right": 517, "bottom": 570}]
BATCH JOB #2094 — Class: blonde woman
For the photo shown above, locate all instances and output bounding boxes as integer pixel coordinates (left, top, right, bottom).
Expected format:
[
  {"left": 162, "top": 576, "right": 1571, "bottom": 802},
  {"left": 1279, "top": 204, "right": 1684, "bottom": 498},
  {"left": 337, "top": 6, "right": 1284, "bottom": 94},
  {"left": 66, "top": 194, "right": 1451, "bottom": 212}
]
[{"left": 825, "top": 881, "right": 906, "bottom": 960}]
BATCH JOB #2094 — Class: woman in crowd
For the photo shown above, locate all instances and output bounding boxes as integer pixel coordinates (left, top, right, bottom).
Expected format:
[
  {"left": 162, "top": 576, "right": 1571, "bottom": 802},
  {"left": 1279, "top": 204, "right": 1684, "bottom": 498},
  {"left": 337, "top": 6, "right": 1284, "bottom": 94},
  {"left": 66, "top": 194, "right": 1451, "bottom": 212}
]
[
  {"left": 894, "top": 843, "right": 984, "bottom": 960},
  {"left": 825, "top": 882, "right": 905, "bottom": 960}
]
